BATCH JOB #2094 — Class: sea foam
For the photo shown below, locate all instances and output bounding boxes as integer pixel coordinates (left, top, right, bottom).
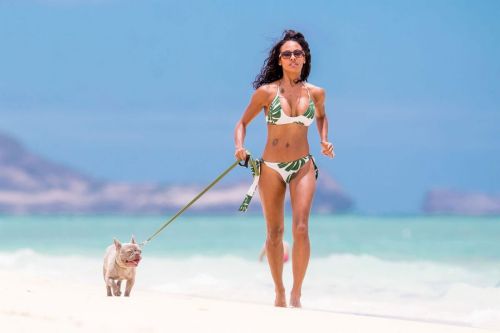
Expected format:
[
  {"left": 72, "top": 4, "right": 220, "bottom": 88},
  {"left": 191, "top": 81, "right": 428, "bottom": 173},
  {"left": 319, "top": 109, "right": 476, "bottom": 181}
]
[{"left": 1, "top": 249, "right": 499, "bottom": 329}]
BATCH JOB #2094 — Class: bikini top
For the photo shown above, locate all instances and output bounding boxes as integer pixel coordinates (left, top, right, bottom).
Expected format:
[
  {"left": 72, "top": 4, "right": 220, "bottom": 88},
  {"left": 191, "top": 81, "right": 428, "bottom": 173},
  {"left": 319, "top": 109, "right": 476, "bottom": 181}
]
[{"left": 266, "top": 82, "right": 316, "bottom": 126}]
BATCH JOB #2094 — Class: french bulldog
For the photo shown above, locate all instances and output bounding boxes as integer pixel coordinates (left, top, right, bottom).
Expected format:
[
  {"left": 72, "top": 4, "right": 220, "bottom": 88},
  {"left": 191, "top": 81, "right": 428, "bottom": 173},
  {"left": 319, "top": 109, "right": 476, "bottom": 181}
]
[{"left": 103, "top": 236, "right": 142, "bottom": 297}]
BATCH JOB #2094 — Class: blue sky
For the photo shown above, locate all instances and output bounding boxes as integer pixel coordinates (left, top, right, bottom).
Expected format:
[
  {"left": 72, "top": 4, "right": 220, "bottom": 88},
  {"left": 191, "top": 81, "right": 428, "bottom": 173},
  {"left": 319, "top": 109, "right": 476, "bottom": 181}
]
[{"left": 0, "top": 0, "right": 499, "bottom": 213}]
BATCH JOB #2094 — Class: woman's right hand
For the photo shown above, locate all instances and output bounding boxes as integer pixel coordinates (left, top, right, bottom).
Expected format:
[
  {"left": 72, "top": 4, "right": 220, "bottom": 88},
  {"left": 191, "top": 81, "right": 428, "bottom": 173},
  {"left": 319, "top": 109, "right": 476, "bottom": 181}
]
[{"left": 234, "top": 147, "right": 248, "bottom": 162}]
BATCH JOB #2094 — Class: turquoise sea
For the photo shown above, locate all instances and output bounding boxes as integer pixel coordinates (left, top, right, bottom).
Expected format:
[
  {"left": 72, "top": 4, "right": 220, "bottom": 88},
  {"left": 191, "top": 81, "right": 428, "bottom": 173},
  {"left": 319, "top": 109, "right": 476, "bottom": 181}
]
[
  {"left": 1, "top": 214, "right": 500, "bottom": 329},
  {"left": 1, "top": 214, "right": 499, "bottom": 261}
]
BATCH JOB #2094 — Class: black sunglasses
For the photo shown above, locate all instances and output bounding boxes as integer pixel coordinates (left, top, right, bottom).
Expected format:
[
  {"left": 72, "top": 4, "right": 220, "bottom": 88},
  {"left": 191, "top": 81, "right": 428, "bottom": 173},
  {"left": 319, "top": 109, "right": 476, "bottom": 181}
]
[{"left": 280, "top": 50, "right": 305, "bottom": 59}]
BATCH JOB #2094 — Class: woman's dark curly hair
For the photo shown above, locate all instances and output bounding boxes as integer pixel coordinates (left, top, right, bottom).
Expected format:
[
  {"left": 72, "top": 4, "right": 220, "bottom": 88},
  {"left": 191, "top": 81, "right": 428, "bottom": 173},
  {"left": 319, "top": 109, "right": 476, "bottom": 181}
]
[{"left": 253, "top": 30, "right": 311, "bottom": 89}]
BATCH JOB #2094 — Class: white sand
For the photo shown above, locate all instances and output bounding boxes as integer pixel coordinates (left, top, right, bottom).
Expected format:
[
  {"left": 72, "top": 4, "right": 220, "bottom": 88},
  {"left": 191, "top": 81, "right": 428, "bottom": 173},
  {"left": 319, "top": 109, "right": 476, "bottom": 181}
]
[{"left": 0, "top": 269, "right": 497, "bottom": 333}]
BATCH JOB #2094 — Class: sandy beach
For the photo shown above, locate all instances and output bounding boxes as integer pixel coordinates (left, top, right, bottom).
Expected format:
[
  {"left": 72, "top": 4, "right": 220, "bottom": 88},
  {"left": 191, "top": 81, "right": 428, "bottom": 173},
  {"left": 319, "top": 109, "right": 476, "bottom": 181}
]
[{"left": 0, "top": 269, "right": 497, "bottom": 333}]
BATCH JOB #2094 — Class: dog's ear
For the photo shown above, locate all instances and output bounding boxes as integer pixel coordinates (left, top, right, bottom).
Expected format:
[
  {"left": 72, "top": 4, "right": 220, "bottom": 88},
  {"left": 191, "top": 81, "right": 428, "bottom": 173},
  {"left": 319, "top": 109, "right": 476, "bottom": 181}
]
[
  {"left": 114, "top": 238, "right": 122, "bottom": 250},
  {"left": 130, "top": 235, "right": 137, "bottom": 244}
]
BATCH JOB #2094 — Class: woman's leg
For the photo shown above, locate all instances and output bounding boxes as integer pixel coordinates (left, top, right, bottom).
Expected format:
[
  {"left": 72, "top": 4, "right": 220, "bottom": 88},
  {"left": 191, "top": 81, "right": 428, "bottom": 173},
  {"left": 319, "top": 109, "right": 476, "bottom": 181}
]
[
  {"left": 258, "top": 163, "right": 287, "bottom": 307},
  {"left": 288, "top": 160, "right": 317, "bottom": 307}
]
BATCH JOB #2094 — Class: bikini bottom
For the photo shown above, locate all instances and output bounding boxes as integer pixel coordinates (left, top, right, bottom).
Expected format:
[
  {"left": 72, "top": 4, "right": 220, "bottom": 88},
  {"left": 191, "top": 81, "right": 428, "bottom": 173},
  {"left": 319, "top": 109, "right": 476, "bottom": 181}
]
[{"left": 239, "top": 154, "right": 318, "bottom": 212}]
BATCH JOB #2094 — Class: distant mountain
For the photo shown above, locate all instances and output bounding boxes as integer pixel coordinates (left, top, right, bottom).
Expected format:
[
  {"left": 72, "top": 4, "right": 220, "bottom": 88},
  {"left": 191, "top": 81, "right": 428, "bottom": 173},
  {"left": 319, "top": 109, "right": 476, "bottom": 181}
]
[
  {"left": 422, "top": 189, "right": 500, "bottom": 216},
  {"left": 0, "top": 133, "right": 98, "bottom": 192},
  {"left": 0, "top": 132, "right": 353, "bottom": 214}
]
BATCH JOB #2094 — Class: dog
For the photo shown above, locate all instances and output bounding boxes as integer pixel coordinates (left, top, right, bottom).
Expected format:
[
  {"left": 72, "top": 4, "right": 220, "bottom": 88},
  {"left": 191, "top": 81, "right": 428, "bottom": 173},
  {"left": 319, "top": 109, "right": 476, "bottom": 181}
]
[{"left": 103, "top": 236, "right": 142, "bottom": 297}]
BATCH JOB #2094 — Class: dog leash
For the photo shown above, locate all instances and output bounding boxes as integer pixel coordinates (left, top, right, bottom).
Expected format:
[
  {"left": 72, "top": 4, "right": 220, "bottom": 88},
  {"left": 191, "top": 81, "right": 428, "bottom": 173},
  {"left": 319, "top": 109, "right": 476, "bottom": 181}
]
[{"left": 139, "top": 152, "right": 256, "bottom": 248}]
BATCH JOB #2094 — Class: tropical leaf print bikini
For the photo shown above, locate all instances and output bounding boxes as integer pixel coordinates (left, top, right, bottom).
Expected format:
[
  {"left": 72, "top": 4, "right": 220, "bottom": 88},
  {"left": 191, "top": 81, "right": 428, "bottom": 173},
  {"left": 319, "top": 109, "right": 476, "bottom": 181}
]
[
  {"left": 267, "top": 82, "right": 315, "bottom": 126},
  {"left": 239, "top": 82, "right": 319, "bottom": 212}
]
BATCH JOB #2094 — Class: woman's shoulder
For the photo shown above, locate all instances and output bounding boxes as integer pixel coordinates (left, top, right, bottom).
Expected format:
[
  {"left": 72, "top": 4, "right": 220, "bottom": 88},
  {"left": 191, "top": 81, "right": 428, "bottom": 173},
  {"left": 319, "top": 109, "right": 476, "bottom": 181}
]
[
  {"left": 254, "top": 82, "right": 279, "bottom": 99},
  {"left": 305, "top": 82, "right": 326, "bottom": 102},
  {"left": 257, "top": 81, "right": 280, "bottom": 93},
  {"left": 305, "top": 82, "right": 325, "bottom": 94}
]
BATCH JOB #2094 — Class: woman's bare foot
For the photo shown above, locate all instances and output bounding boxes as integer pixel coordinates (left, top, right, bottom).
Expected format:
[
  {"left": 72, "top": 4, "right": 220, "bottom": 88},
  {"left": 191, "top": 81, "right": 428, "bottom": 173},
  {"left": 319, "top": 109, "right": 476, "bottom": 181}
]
[
  {"left": 290, "top": 290, "right": 301, "bottom": 308},
  {"left": 275, "top": 288, "right": 287, "bottom": 307}
]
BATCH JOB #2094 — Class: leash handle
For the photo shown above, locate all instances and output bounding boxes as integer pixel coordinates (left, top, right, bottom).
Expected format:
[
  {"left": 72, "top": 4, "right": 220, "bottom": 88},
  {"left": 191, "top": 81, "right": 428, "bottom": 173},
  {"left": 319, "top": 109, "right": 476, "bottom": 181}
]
[{"left": 238, "top": 154, "right": 250, "bottom": 168}]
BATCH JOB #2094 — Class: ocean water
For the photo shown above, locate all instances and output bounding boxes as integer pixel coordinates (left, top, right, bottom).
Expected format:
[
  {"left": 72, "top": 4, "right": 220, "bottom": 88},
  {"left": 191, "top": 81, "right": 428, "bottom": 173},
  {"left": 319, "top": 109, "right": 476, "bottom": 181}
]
[{"left": 1, "top": 214, "right": 499, "bottom": 329}]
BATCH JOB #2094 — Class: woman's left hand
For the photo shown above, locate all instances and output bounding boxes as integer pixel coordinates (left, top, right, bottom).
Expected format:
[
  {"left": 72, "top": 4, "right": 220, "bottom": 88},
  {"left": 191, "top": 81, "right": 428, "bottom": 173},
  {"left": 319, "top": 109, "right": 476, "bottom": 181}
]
[{"left": 321, "top": 141, "right": 335, "bottom": 159}]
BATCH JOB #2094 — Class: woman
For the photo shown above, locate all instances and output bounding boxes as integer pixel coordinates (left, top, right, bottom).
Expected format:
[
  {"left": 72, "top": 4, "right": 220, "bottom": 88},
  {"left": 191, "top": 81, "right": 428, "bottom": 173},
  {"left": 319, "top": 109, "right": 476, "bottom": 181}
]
[{"left": 234, "top": 30, "right": 335, "bottom": 308}]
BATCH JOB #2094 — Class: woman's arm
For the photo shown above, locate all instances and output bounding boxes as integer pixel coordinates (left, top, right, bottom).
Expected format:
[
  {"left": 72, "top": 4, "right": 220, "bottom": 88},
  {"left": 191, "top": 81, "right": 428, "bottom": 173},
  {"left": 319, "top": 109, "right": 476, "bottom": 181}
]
[
  {"left": 313, "top": 87, "right": 335, "bottom": 158},
  {"left": 234, "top": 86, "right": 270, "bottom": 161}
]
